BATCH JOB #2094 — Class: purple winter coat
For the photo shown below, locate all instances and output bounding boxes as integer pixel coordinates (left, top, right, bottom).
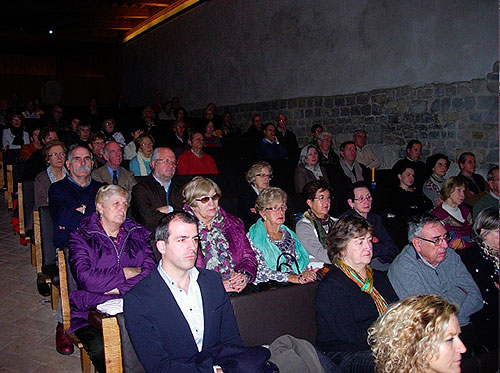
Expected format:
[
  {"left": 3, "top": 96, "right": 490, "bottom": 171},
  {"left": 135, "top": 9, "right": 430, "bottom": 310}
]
[
  {"left": 68, "top": 213, "right": 155, "bottom": 333},
  {"left": 191, "top": 205, "right": 258, "bottom": 282}
]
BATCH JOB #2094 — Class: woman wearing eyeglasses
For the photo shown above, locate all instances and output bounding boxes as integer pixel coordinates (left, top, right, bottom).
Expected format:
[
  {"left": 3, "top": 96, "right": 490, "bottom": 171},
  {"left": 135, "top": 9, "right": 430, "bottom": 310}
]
[
  {"left": 432, "top": 176, "right": 473, "bottom": 250},
  {"left": 182, "top": 177, "right": 258, "bottom": 295},
  {"left": 247, "top": 187, "right": 317, "bottom": 285},
  {"left": 101, "top": 118, "right": 126, "bottom": 147},
  {"left": 294, "top": 144, "right": 328, "bottom": 193},
  {"left": 340, "top": 181, "right": 399, "bottom": 270},
  {"left": 129, "top": 134, "right": 155, "bottom": 176},
  {"left": 296, "top": 180, "right": 337, "bottom": 265},
  {"left": 238, "top": 161, "right": 273, "bottom": 231}
]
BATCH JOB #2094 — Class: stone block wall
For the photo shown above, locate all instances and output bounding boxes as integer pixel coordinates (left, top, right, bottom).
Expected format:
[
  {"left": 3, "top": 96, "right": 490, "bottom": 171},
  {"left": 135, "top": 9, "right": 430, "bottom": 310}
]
[{"left": 207, "top": 75, "right": 498, "bottom": 171}]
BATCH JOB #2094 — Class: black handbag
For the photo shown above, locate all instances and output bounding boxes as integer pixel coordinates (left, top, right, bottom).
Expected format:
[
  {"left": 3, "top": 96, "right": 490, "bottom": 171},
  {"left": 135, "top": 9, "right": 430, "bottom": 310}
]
[{"left": 276, "top": 252, "right": 300, "bottom": 273}]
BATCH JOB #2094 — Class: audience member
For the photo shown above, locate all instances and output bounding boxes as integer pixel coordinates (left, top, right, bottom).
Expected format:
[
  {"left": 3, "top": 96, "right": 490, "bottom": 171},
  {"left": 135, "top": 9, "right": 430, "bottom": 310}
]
[
  {"left": 315, "top": 216, "right": 398, "bottom": 373},
  {"left": 340, "top": 182, "right": 399, "bottom": 270},
  {"left": 167, "top": 120, "right": 188, "bottom": 157},
  {"left": 46, "top": 105, "right": 67, "bottom": 131},
  {"left": 177, "top": 131, "right": 218, "bottom": 175},
  {"left": 308, "top": 124, "right": 323, "bottom": 147},
  {"left": 296, "top": 180, "right": 336, "bottom": 264},
  {"left": 245, "top": 114, "right": 264, "bottom": 138},
  {"left": 182, "top": 177, "right": 258, "bottom": 294},
  {"left": 91, "top": 142, "right": 136, "bottom": 191},
  {"left": 131, "top": 147, "right": 182, "bottom": 257},
  {"left": 86, "top": 96, "right": 100, "bottom": 127},
  {"left": 89, "top": 131, "right": 106, "bottom": 169},
  {"left": 432, "top": 176, "right": 473, "bottom": 250},
  {"left": 423, "top": 153, "right": 450, "bottom": 207},
  {"left": 275, "top": 113, "right": 299, "bottom": 163},
  {"left": 203, "top": 120, "right": 222, "bottom": 148},
  {"left": 473, "top": 165, "right": 499, "bottom": 219},
  {"left": 123, "top": 123, "right": 144, "bottom": 161},
  {"left": 294, "top": 144, "right": 328, "bottom": 193},
  {"left": 76, "top": 123, "right": 91, "bottom": 148},
  {"left": 129, "top": 134, "right": 154, "bottom": 176},
  {"left": 101, "top": 118, "right": 126, "bottom": 147},
  {"left": 391, "top": 140, "right": 427, "bottom": 190},
  {"left": 256, "top": 123, "right": 288, "bottom": 161},
  {"left": 158, "top": 100, "right": 175, "bottom": 120},
  {"left": 22, "top": 126, "right": 58, "bottom": 181},
  {"left": 124, "top": 211, "right": 272, "bottom": 372},
  {"left": 353, "top": 130, "right": 380, "bottom": 169},
  {"left": 141, "top": 106, "right": 156, "bottom": 131},
  {"left": 68, "top": 185, "right": 155, "bottom": 372},
  {"left": 34, "top": 140, "right": 68, "bottom": 210},
  {"left": 2, "top": 111, "right": 29, "bottom": 150},
  {"left": 222, "top": 112, "right": 237, "bottom": 135},
  {"left": 458, "top": 207, "right": 498, "bottom": 349},
  {"left": 247, "top": 187, "right": 317, "bottom": 285},
  {"left": 22, "top": 99, "right": 40, "bottom": 119},
  {"left": 60, "top": 117, "right": 81, "bottom": 148},
  {"left": 317, "top": 132, "right": 340, "bottom": 167},
  {"left": 20, "top": 124, "right": 42, "bottom": 160},
  {"left": 457, "top": 151, "right": 490, "bottom": 207},
  {"left": 48, "top": 146, "right": 104, "bottom": 355},
  {"left": 368, "top": 295, "right": 466, "bottom": 373},
  {"left": 388, "top": 213, "right": 483, "bottom": 348},
  {"left": 238, "top": 161, "right": 273, "bottom": 231}
]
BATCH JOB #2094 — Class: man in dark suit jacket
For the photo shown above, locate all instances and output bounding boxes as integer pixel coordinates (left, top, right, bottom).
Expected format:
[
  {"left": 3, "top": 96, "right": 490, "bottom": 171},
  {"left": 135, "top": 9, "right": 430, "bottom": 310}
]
[
  {"left": 91, "top": 141, "right": 136, "bottom": 191},
  {"left": 131, "top": 147, "right": 182, "bottom": 259},
  {"left": 124, "top": 212, "right": 270, "bottom": 372}
]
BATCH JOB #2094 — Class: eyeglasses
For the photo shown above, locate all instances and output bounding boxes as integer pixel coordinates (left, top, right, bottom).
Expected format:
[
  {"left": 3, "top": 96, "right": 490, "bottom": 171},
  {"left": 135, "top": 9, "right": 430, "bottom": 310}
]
[
  {"left": 196, "top": 193, "right": 220, "bottom": 204},
  {"left": 314, "top": 195, "right": 331, "bottom": 201},
  {"left": 265, "top": 205, "right": 287, "bottom": 212},
  {"left": 278, "top": 118, "right": 287, "bottom": 122},
  {"left": 141, "top": 142, "right": 154, "bottom": 147},
  {"left": 416, "top": 233, "right": 451, "bottom": 246},
  {"left": 49, "top": 152, "right": 66, "bottom": 158},
  {"left": 155, "top": 158, "right": 177, "bottom": 167},
  {"left": 256, "top": 173, "right": 272, "bottom": 179},
  {"left": 354, "top": 195, "right": 372, "bottom": 202}
]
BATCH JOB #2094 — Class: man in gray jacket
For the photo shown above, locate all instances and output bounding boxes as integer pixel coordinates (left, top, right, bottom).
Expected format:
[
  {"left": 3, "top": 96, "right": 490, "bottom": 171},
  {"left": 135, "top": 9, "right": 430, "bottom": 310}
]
[{"left": 388, "top": 213, "right": 483, "bottom": 347}]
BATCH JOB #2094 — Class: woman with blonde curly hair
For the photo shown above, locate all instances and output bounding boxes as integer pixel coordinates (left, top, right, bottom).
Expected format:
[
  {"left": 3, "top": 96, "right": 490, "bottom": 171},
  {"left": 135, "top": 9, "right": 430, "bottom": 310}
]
[{"left": 368, "top": 295, "right": 466, "bottom": 373}]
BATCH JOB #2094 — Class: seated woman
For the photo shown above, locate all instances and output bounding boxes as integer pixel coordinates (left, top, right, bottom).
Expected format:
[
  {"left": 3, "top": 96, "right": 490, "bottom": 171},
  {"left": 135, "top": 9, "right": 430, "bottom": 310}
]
[
  {"left": 368, "top": 295, "right": 466, "bottom": 373},
  {"left": 432, "top": 176, "right": 473, "bottom": 250},
  {"left": 203, "top": 120, "right": 222, "bottom": 148},
  {"left": 315, "top": 216, "right": 398, "bottom": 372},
  {"left": 458, "top": 206, "right": 498, "bottom": 349},
  {"left": 2, "top": 111, "right": 29, "bottom": 150},
  {"left": 183, "top": 177, "right": 258, "bottom": 294},
  {"left": 296, "top": 180, "right": 337, "bottom": 265},
  {"left": 238, "top": 161, "right": 273, "bottom": 231},
  {"left": 341, "top": 181, "right": 399, "bottom": 270},
  {"left": 294, "top": 144, "right": 327, "bottom": 193},
  {"left": 129, "top": 134, "right": 154, "bottom": 176},
  {"left": 387, "top": 165, "right": 433, "bottom": 248},
  {"left": 247, "top": 187, "right": 317, "bottom": 285},
  {"left": 34, "top": 140, "right": 68, "bottom": 210},
  {"left": 101, "top": 118, "right": 126, "bottom": 147},
  {"left": 423, "top": 153, "right": 450, "bottom": 207},
  {"left": 68, "top": 185, "right": 155, "bottom": 372}
]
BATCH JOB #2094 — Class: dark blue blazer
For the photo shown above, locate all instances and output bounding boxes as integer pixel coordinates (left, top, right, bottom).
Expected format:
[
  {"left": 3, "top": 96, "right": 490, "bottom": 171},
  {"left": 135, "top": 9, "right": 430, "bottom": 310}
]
[{"left": 124, "top": 267, "right": 248, "bottom": 372}]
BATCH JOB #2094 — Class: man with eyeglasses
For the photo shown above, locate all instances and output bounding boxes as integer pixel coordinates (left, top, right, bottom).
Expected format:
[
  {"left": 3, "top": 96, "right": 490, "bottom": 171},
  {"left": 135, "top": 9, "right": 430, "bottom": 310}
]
[
  {"left": 388, "top": 213, "right": 483, "bottom": 348},
  {"left": 48, "top": 146, "right": 104, "bottom": 355},
  {"left": 177, "top": 131, "right": 218, "bottom": 175},
  {"left": 132, "top": 147, "right": 183, "bottom": 260}
]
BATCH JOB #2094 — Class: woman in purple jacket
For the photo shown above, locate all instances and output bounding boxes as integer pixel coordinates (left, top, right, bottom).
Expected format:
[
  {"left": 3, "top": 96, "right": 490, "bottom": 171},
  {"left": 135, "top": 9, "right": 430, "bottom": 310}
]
[
  {"left": 68, "top": 185, "right": 155, "bottom": 372},
  {"left": 183, "top": 177, "right": 258, "bottom": 295}
]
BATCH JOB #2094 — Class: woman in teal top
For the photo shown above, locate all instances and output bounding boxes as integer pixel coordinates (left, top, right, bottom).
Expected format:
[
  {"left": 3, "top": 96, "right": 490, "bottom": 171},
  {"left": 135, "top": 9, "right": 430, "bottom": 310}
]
[
  {"left": 129, "top": 134, "right": 154, "bottom": 176},
  {"left": 247, "top": 187, "right": 317, "bottom": 285}
]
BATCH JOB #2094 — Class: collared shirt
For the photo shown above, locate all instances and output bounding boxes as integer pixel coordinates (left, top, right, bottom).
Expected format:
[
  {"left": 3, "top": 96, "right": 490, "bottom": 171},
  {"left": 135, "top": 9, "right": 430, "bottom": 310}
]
[
  {"left": 157, "top": 263, "right": 204, "bottom": 352},
  {"left": 106, "top": 164, "right": 119, "bottom": 180},
  {"left": 251, "top": 185, "right": 260, "bottom": 195},
  {"left": 414, "top": 246, "right": 440, "bottom": 269},
  {"left": 489, "top": 191, "right": 499, "bottom": 200},
  {"left": 67, "top": 175, "right": 92, "bottom": 188},
  {"left": 153, "top": 173, "right": 173, "bottom": 212}
]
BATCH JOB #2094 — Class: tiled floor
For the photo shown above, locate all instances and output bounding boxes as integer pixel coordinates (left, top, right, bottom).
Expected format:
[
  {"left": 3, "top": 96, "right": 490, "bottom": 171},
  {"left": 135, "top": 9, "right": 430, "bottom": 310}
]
[{"left": 0, "top": 199, "right": 81, "bottom": 372}]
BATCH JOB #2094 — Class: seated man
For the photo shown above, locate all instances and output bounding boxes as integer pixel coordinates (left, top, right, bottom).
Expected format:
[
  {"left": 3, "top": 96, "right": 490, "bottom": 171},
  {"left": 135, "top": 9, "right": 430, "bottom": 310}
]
[
  {"left": 457, "top": 151, "right": 490, "bottom": 208},
  {"left": 176, "top": 131, "right": 219, "bottom": 175},
  {"left": 353, "top": 130, "right": 380, "bottom": 169},
  {"left": 167, "top": 120, "right": 189, "bottom": 157},
  {"left": 388, "top": 213, "right": 483, "bottom": 347},
  {"left": 472, "top": 165, "right": 498, "bottom": 219},
  {"left": 275, "top": 113, "right": 299, "bottom": 164},
  {"left": 391, "top": 139, "right": 427, "bottom": 191},
  {"left": 124, "top": 211, "right": 271, "bottom": 372},
  {"left": 317, "top": 132, "right": 339, "bottom": 167},
  {"left": 131, "top": 147, "right": 182, "bottom": 259},
  {"left": 296, "top": 180, "right": 337, "bottom": 264},
  {"left": 256, "top": 123, "right": 288, "bottom": 161},
  {"left": 68, "top": 185, "right": 155, "bottom": 372},
  {"left": 91, "top": 141, "right": 136, "bottom": 191},
  {"left": 340, "top": 181, "right": 399, "bottom": 270}
]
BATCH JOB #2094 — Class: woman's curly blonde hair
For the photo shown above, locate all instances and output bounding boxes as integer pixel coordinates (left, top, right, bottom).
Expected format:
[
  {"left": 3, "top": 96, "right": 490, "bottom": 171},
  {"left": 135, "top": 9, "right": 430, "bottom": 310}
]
[{"left": 367, "top": 295, "right": 458, "bottom": 373}]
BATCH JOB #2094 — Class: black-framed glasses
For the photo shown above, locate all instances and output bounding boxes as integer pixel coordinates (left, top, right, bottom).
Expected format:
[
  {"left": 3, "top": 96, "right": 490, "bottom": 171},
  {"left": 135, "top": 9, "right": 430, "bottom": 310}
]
[
  {"left": 196, "top": 193, "right": 220, "bottom": 204},
  {"left": 416, "top": 233, "right": 451, "bottom": 246},
  {"left": 265, "top": 205, "right": 287, "bottom": 212},
  {"left": 256, "top": 173, "right": 272, "bottom": 179}
]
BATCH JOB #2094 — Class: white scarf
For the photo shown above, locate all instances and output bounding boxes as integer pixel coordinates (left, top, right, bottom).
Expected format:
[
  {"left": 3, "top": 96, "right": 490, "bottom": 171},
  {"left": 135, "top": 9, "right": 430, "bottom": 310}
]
[{"left": 137, "top": 151, "right": 151, "bottom": 176}]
